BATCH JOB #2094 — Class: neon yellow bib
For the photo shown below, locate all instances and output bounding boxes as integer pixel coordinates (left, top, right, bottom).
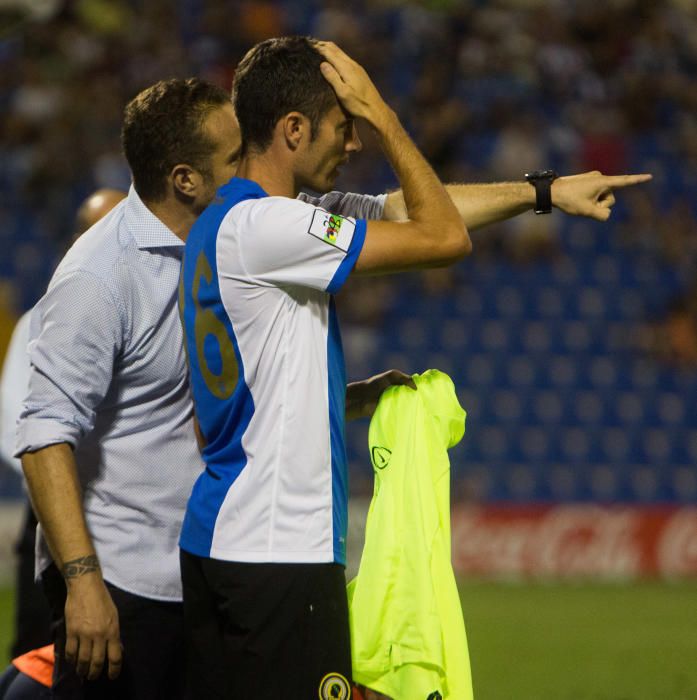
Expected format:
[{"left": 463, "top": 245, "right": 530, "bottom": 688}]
[{"left": 348, "top": 370, "right": 473, "bottom": 699}]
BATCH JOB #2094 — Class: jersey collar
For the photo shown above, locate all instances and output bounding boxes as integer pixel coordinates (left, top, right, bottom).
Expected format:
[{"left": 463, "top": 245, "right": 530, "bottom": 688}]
[{"left": 216, "top": 177, "right": 269, "bottom": 202}]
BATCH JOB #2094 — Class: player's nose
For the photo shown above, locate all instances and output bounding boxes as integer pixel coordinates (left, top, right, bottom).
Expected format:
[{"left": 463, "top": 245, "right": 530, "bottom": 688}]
[{"left": 346, "top": 122, "right": 362, "bottom": 153}]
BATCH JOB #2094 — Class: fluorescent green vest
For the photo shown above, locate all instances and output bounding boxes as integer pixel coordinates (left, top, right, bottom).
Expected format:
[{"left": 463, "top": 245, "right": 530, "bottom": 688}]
[{"left": 348, "top": 370, "right": 473, "bottom": 699}]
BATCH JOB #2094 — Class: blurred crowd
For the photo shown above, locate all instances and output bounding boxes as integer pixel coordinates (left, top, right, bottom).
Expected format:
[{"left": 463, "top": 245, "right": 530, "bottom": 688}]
[{"left": 1, "top": 0, "right": 697, "bottom": 361}]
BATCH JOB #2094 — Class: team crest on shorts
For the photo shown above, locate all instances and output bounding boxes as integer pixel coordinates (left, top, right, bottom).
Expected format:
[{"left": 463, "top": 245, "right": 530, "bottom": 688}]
[{"left": 318, "top": 672, "right": 350, "bottom": 699}]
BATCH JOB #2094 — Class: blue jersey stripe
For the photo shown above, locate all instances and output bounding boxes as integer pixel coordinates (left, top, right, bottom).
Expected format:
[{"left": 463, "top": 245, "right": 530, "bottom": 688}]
[
  {"left": 326, "top": 218, "right": 367, "bottom": 294},
  {"left": 327, "top": 298, "right": 348, "bottom": 564},
  {"left": 179, "top": 179, "right": 266, "bottom": 556}
]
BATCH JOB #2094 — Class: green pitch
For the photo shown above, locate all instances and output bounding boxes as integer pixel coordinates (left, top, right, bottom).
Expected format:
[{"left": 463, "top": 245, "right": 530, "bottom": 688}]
[
  {"left": 0, "top": 585, "right": 14, "bottom": 664},
  {"left": 460, "top": 580, "right": 697, "bottom": 700},
  {"left": 1, "top": 581, "right": 696, "bottom": 698}
]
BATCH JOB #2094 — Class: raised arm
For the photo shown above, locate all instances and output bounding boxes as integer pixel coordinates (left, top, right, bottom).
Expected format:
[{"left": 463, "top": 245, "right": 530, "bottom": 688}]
[
  {"left": 317, "top": 42, "right": 471, "bottom": 274},
  {"left": 383, "top": 172, "right": 652, "bottom": 229}
]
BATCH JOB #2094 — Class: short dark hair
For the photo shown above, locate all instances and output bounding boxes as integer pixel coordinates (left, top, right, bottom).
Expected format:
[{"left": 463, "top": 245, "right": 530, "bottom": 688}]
[
  {"left": 233, "top": 36, "right": 338, "bottom": 156},
  {"left": 121, "top": 78, "right": 230, "bottom": 201}
]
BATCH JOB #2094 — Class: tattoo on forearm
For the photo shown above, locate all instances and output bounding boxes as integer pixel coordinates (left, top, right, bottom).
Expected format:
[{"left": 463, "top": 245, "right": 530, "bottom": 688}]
[{"left": 62, "top": 555, "right": 100, "bottom": 579}]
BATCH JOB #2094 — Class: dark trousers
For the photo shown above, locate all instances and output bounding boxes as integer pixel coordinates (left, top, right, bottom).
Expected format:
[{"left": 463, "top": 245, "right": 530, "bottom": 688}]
[
  {"left": 180, "top": 549, "right": 353, "bottom": 700},
  {"left": 41, "top": 565, "right": 185, "bottom": 700},
  {"left": 10, "top": 503, "right": 51, "bottom": 659}
]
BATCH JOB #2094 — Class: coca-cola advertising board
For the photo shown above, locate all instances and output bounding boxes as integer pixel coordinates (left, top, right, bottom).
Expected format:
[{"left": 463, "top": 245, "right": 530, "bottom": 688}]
[{"left": 451, "top": 505, "right": 697, "bottom": 579}]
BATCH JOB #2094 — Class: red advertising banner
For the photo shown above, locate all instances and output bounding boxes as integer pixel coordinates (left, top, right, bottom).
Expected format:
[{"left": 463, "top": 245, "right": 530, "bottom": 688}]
[{"left": 451, "top": 505, "right": 697, "bottom": 579}]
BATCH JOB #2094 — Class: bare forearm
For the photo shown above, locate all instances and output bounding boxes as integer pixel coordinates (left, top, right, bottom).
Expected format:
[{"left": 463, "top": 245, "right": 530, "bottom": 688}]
[
  {"left": 22, "top": 443, "right": 99, "bottom": 574},
  {"left": 384, "top": 171, "right": 653, "bottom": 227},
  {"left": 384, "top": 181, "right": 536, "bottom": 229}
]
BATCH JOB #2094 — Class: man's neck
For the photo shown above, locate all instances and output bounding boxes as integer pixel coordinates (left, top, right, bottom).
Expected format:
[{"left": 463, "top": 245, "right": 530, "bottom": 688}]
[
  {"left": 236, "top": 149, "right": 298, "bottom": 199},
  {"left": 144, "top": 197, "right": 198, "bottom": 242}
]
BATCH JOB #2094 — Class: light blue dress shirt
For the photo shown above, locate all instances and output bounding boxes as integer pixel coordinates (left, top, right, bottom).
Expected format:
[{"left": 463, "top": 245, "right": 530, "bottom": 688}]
[{"left": 17, "top": 186, "right": 199, "bottom": 600}]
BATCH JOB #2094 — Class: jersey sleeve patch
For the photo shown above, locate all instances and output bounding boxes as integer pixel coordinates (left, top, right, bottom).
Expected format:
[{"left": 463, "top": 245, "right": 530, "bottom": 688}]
[{"left": 307, "top": 209, "right": 356, "bottom": 253}]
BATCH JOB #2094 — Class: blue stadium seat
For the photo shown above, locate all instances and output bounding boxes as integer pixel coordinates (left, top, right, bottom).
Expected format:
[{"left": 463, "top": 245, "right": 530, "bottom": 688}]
[
  {"left": 504, "top": 463, "right": 540, "bottom": 501},
  {"left": 629, "top": 465, "right": 662, "bottom": 502},
  {"left": 588, "top": 464, "right": 620, "bottom": 501},
  {"left": 532, "top": 389, "right": 566, "bottom": 425},
  {"left": 671, "top": 466, "right": 697, "bottom": 503}
]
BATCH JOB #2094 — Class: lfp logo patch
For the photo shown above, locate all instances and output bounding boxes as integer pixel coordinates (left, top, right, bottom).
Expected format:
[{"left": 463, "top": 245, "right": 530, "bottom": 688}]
[
  {"left": 308, "top": 209, "right": 356, "bottom": 253},
  {"left": 324, "top": 214, "right": 342, "bottom": 243}
]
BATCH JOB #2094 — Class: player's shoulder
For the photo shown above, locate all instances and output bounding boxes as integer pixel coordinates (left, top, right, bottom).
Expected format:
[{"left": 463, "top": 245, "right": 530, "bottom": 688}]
[
  {"left": 223, "top": 195, "right": 316, "bottom": 235},
  {"left": 235, "top": 194, "right": 314, "bottom": 219}
]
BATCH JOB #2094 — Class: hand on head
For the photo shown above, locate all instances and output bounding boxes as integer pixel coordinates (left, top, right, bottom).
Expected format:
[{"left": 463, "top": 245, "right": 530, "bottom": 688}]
[{"left": 315, "top": 41, "right": 392, "bottom": 130}]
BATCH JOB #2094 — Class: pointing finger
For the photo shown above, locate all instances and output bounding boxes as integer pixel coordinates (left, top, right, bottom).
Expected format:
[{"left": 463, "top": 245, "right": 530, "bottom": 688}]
[{"left": 603, "top": 174, "right": 652, "bottom": 188}]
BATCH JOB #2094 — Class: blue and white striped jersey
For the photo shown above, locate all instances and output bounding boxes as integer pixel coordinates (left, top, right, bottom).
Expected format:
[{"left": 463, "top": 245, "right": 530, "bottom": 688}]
[{"left": 179, "top": 178, "right": 368, "bottom": 566}]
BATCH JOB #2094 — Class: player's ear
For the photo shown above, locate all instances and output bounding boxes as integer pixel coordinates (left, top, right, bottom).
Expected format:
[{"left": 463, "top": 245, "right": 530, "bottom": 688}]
[
  {"left": 282, "top": 112, "right": 308, "bottom": 151},
  {"left": 171, "top": 164, "right": 201, "bottom": 198}
]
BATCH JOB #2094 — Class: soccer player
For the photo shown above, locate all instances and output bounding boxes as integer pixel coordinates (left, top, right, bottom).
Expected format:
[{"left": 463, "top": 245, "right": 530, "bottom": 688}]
[{"left": 178, "top": 37, "right": 651, "bottom": 698}]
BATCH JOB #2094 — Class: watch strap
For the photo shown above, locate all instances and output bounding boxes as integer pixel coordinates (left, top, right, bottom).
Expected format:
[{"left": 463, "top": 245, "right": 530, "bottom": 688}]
[{"left": 525, "top": 170, "right": 558, "bottom": 215}]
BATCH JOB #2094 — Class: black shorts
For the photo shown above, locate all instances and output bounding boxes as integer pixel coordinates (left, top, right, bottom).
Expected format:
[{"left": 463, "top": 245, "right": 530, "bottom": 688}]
[{"left": 180, "top": 549, "right": 352, "bottom": 700}]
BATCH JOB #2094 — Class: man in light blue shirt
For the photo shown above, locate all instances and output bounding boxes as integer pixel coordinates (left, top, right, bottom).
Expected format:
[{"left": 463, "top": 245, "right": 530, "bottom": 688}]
[{"left": 16, "top": 79, "right": 241, "bottom": 700}]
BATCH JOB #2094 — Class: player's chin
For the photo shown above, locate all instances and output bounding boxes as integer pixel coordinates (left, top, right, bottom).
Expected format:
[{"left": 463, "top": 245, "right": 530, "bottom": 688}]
[
  {"left": 315, "top": 171, "right": 338, "bottom": 193},
  {"left": 328, "top": 167, "right": 343, "bottom": 187}
]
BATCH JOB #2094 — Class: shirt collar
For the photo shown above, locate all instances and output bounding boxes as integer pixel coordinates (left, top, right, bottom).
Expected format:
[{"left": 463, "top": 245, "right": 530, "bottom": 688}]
[
  {"left": 124, "top": 185, "right": 185, "bottom": 251},
  {"left": 217, "top": 177, "right": 268, "bottom": 201}
]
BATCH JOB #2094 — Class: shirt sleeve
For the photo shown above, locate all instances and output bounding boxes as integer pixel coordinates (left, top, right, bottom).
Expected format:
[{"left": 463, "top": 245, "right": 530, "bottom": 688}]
[
  {"left": 15, "top": 269, "right": 123, "bottom": 456},
  {"left": 297, "top": 190, "right": 387, "bottom": 221},
  {"left": 0, "top": 312, "right": 31, "bottom": 473},
  {"left": 234, "top": 196, "right": 367, "bottom": 294}
]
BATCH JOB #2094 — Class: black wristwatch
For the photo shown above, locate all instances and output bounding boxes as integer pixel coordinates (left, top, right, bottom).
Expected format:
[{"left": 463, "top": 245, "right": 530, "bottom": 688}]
[{"left": 525, "top": 169, "right": 558, "bottom": 214}]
